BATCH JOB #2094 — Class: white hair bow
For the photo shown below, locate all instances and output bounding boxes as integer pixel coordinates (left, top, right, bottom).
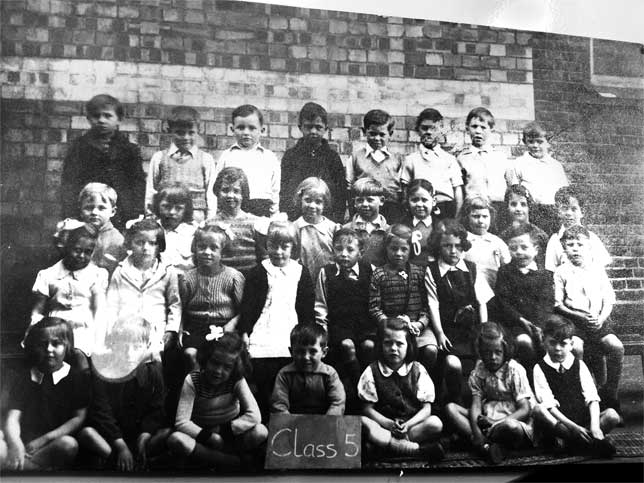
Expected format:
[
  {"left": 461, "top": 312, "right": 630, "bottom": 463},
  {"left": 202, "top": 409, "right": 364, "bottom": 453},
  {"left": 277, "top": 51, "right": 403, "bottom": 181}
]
[
  {"left": 197, "top": 220, "right": 236, "bottom": 241},
  {"left": 205, "top": 325, "right": 224, "bottom": 341},
  {"left": 125, "top": 214, "right": 147, "bottom": 230}
]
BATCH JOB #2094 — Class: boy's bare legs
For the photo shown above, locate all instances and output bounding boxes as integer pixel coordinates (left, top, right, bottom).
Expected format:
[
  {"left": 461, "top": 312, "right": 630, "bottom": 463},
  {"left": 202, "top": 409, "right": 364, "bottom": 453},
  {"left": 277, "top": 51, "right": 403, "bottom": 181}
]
[
  {"left": 26, "top": 436, "right": 78, "bottom": 469},
  {"left": 443, "top": 403, "right": 471, "bottom": 438},
  {"left": 600, "top": 334, "right": 624, "bottom": 403},
  {"left": 445, "top": 355, "right": 463, "bottom": 403}
]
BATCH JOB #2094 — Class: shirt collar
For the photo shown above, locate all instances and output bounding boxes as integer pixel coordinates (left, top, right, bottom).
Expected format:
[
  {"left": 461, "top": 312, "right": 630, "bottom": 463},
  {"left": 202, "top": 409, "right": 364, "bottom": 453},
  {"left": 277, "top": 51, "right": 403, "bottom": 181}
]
[
  {"left": 30, "top": 362, "right": 71, "bottom": 385},
  {"left": 419, "top": 144, "right": 442, "bottom": 159},
  {"left": 412, "top": 216, "right": 432, "bottom": 227},
  {"left": 544, "top": 352, "right": 575, "bottom": 371},
  {"left": 364, "top": 144, "right": 390, "bottom": 161},
  {"left": 53, "top": 260, "right": 92, "bottom": 280},
  {"left": 230, "top": 143, "right": 264, "bottom": 152},
  {"left": 438, "top": 258, "right": 469, "bottom": 277},
  {"left": 334, "top": 262, "right": 360, "bottom": 277},
  {"left": 467, "top": 231, "right": 494, "bottom": 242},
  {"left": 262, "top": 258, "right": 298, "bottom": 277},
  {"left": 294, "top": 216, "right": 329, "bottom": 234},
  {"left": 169, "top": 142, "right": 198, "bottom": 157},
  {"left": 98, "top": 221, "right": 115, "bottom": 233},
  {"left": 377, "top": 361, "right": 413, "bottom": 377},
  {"left": 353, "top": 214, "right": 386, "bottom": 229},
  {"left": 516, "top": 261, "right": 539, "bottom": 274}
]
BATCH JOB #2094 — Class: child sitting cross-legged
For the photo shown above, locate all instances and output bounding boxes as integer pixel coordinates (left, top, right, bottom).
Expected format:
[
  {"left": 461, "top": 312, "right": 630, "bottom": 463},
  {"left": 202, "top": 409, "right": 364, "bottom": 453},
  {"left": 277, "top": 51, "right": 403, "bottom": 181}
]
[
  {"left": 358, "top": 318, "right": 444, "bottom": 461},
  {"left": 444, "top": 322, "right": 535, "bottom": 464},
  {"left": 271, "top": 322, "right": 345, "bottom": 415}
]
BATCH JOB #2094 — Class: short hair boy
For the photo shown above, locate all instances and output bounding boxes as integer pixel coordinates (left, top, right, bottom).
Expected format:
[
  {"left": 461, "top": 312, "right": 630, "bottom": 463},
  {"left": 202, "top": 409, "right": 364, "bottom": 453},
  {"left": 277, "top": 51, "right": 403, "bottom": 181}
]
[
  {"left": 217, "top": 104, "right": 280, "bottom": 217},
  {"left": 457, "top": 107, "right": 511, "bottom": 213},
  {"left": 279, "top": 102, "right": 347, "bottom": 222},
  {"left": 553, "top": 225, "right": 623, "bottom": 409},
  {"left": 270, "top": 323, "right": 346, "bottom": 415},
  {"left": 505, "top": 122, "right": 569, "bottom": 235},
  {"left": 61, "top": 94, "right": 146, "bottom": 231},
  {"left": 145, "top": 106, "right": 216, "bottom": 222},
  {"left": 78, "top": 182, "right": 126, "bottom": 275},
  {"left": 532, "top": 316, "right": 620, "bottom": 458},
  {"left": 544, "top": 186, "right": 612, "bottom": 271},
  {"left": 494, "top": 224, "right": 554, "bottom": 365},
  {"left": 342, "top": 178, "right": 390, "bottom": 266},
  {"left": 401, "top": 108, "right": 464, "bottom": 219},
  {"left": 346, "top": 109, "right": 404, "bottom": 223}
]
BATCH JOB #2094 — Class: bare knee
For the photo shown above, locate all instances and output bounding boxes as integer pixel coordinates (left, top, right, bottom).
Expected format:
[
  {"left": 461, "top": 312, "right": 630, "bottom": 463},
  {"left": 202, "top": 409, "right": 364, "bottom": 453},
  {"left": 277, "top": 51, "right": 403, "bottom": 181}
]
[
  {"left": 359, "top": 340, "right": 375, "bottom": 363},
  {"left": 183, "top": 348, "right": 198, "bottom": 371},
  {"left": 445, "top": 355, "right": 462, "bottom": 374},
  {"left": 419, "top": 345, "right": 438, "bottom": 367},
  {"left": 53, "top": 436, "right": 79, "bottom": 461},
  {"left": 167, "top": 432, "right": 194, "bottom": 455},
  {"left": 601, "top": 408, "right": 621, "bottom": 432},
  {"left": 340, "top": 339, "right": 357, "bottom": 360},
  {"left": 515, "top": 334, "right": 533, "bottom": 350},
  {"left": 603, "top": 336, "right": 624, "bottom": 357},
  {"left": 242, "top": 424, "right": 268, "bottom": 449},
  {"left": 572, "top": 336, "right": 584, "bottom": 359}
]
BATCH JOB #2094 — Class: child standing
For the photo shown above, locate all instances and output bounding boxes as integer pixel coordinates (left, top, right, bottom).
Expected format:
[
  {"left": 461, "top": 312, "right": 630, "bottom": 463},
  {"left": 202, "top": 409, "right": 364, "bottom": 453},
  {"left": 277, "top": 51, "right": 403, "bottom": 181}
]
[
  {"left": 271, "top": 323, "right": 346, "bottom": 415},
  {"left": 425, "top": 220, "right": 494, "bottom": 402},
  {"left": 167, "top": 333, "right": 268, "bottom": 469},
  {"left": 238, "top": 221, "right": 315, "bottom": 420},
  {"left": 400, "top": 179, "right": 436, "bottom": 268},
  {"left": 30, "top": 225, "right": 107, "bottom": 359},
  {"left": 460, "top": 195, "right": 511, "bottom": 288},
  {"left": 343, "top": 177, "right": 390, "bottom": 267},
  {"left": 444, "top": 323, "right": 534, "bottom": 464},
  {"left": 505, "top": 122, "right": 569, "bottom": 235},
  {"left": 457, "top": 107, "right": 511, "bottom": 214},
  {"left": 78, "top": 183, "right": 126, "bottom": 275},
  {"left": 532, "top": 316, "right": 619, "bottom": 458},
  {"left": 369, "top": 225, "right": 436, "bottom": 373},
  {"left": 545, "top": 186, "right": 612, "bottom": 272},
  {"left": 106, "top": 219, "right": 181, "bottom": 358},
  {"left": 217, "top": 105, "right": 280, "bottom": 217},
  {"left": 145, "top": 106, "right": 217, "bottom": 222},
  {"left": 279, "top": 102, "right": 347, "bottom": 222},
  {"left": 153, "top": 185, "right": 197, "bottom": 273},
  {"left": 495, "top": 224, "right": 554, "bottom": 366},
  {"left": 210, "top": 167, "right": 263, "bottom": 277},
  {"left": 346, "top": 109, "right": 404, "bottom": 223},
  {"left": 358, "top": 318, "right": 444, "bottom": 460},
  {"left": 554, "top": 226, "right": 623, "bottom": 410},
  {"left": 293, "top": 177, "right": 340, "bottom": 282},
  {"left": 401, "top": 108, "right": 463, "bottom": 219},
  {"left": 5, "top": 318, "right": 89, "bottom": 470},
  {"left": 180, "top": 224, "right": 245, "bottom": 371},
  {"left": 62, "top": 94, "right": 145, "bottom": 230}
]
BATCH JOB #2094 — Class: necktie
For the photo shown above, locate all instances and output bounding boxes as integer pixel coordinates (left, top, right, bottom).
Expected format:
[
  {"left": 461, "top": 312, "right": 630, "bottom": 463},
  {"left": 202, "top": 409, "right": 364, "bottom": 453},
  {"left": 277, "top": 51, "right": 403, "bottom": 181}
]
[
  {"left": 558, "top": 364, "right": 565, "bottom": 374},
  {"left": 172, "top": 149, "right": 191, "bottom": 164}
]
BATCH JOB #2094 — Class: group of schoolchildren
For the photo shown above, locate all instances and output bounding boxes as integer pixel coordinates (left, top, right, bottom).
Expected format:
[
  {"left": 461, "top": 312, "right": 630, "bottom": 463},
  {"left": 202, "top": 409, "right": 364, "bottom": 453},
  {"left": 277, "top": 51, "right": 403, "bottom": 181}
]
[{"left": 2, "top": 94, "right": 626, "bottom": 472}]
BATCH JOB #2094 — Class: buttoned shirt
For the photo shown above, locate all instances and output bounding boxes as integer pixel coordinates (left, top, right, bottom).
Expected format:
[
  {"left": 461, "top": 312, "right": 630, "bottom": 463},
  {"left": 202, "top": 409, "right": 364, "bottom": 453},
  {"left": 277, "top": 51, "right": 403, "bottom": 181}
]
[
  {"left": 465, "top": 231, "right": 511, "bottom": 288},
  {"left": 545, "top": 227, "right": 612, "bottom": 271},
  {"left": 505, "top": 152, "right": 569, "bottom": 205},
  {"left": 401, "top": 145, "right": 463, "bottom": 202},
  {"left": 554, "top": 262, "right": 615, "bottom": 318},
  {"left": 533, "top": 353, "right": 599, "bottom": 409},
  {"left": 458, "top": 145, "right": 511, "bottom": 202},
  {"left": 346, "top": 144, "right": 403, "bottom": 201}
]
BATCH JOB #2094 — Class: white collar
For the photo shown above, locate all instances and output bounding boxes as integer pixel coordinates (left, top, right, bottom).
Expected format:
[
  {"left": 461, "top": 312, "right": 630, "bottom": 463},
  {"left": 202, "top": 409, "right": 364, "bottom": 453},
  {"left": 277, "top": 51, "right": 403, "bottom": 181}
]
[
  {"left": 334, "top": 262, "right": 360, "bottom": 277},
  {"left": 354, "top": 214, "right": 385, "bottom": 228},
  {"left": 412, "top": 216, "right": 432, "bottom": 227},
  {"left": 438, "top": 259, "right": 469, "bottom": 277},
  {"left": 169, "top": 143, "right": 198, "bottom": 157},
  {"left": 52, "top": 260, "right": 94, "bottom": 280},
  {"left": 294, "top": 216, "right": 330, "bottom": 234},
  {"left": 262, "top": 258, "right": 299, "bottom": 277},
  {"left": 543, "top": 352, "right": 575, "bottom": 371},
  {"left": 377, "top": 361, "right": 413, "bottom": 377},
  {"left": 517, "top": 261, "right": 539, "bottom": 274},
  {"left": 364, "top": 144, "right": 390, "bottom": 158},
  {"left": 31, "top": 362, "right": 71, "bottom": 385},
  {"left": 468, "top": 231, "right": 494, "bottom": 242},
  {"left": 419, "top": 144, "right": 443, "bottom": 157},
  {"left": 230, "top": 143, "right": 264, "bottom": 152}
]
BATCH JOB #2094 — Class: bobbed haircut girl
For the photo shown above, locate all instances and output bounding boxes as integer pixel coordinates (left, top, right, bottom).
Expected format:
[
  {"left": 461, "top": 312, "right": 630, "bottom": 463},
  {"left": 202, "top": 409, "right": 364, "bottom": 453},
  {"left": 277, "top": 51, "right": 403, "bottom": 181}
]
[
  {"left": 197, "top": 332, "right": 251, "bottom": 382},
  {"left": 405, "top": 178, "right": 435, "bottom": 215},
  {"left": 125, "top": 218, "right": 166, "bottom": 254},
  {"left": 384, "top": 224, "right": 413, "bottom": 252},
  {"left": 266, "top": 220, "right": 299, "bottom": 258},
  {"left": 152, "top": 184, "right": 194, "bottom": 223},
  {"left": 191, "top": 223, "right": 232, "bottom": 265},
  {"left": 428, "top": 219, "right": 472, "bottom": 259},
  {"left": 475, "top": 321, "right": 513, "bottom": 361},
  {"left": 376, "top": 317, "right": 417, "bottom": 365},
  {"left": 459, "top": 195, "right": 497, "bottom": 233},
  {"left": 504, "top": 184, "right": 535, "bottom": 214},
  {"left": 65, "top": 223, "right": 99, "bottom": 248},
  {"left": 24, "top": 317, "right": 74, "bottom": 367},
  {"left": 293, "top": 177, "right": 332, "bottom": 214},
  {"left": 213, "top": 167, "right": 251, "bottom": 213}
]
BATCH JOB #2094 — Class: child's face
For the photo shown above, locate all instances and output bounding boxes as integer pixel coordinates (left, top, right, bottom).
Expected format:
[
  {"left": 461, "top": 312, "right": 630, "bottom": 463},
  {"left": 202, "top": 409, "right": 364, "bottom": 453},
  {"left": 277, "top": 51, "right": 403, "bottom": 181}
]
[
  {"left": 299, "top": 116, "right": 328, "bottom": 146},
  {"left": 158, "top": 199, "right": 186, "bottom": 231},
  {"left": 563, "top": 236, "right": 590, "bottom": 267},
  {"left": 87, "top": 107, "right": 120, "bottom": 136},
  {"left": 524, "top": 134, "right": 549, "bottom": 159},
  {"left": 466, "top": 116, "right": 492, "bottom": 148},
  {"left": 204, "top": 350, "right": 237, "bottom": 387},
  {"left": 290, "top": 339, "right": 327, "bottom": 373},
  {"left": 417, "top": 119, "right": 442, "bottom": 149},
  {"left": 508, "top": 193, "right": 529, "bottom": 224},
  {"left": 194, "top": 232, "right": 224, "bottom": 271},
  {"left": 267, "top": 239, "right": 293, "bottom": 267},
  {"left": 364, "top": 123, "right": 392, "bottom": 151},
  {"left": 35, "top": 330, "right": 66, "bottom": 373},
  {"left": 557, "top": 197, "right": 583, "bottom": 228},
  {"left": 386, "top": 236, "right": 410, "bottom": 270},
  {"left": 508, "top": 233, "right": 538, "bottom": 268},
  {"left": 333, "top": 236, "right": 362, "bottom": 270},
  {"left": 170, "top": 124, "right": 198, "bottom": 151},
  {"left": 354, "top": 194, "right": 383, "bottom": 221},
  {"left": 544, "top": 335, "right": 572, "bottom": 363},
  {"left": 480, "top": 338, "right": 505, "bottom": 373},
  {"left": 382, "top": 328, "right": 408, "bottom": 370},
  {"left": 130, "top": 230, "right": 159, "bottom": 269},
  {"left": 439, "top": 234, "right": 465, "bottom": 266},
  {"left": 80, "top": 194, "right": 116, "bottom": 229},
  {"left": 408, "top": 187, "right": 434, "bottom": 220},
  {"left": 301, "top": 189, "right": 325, "bottom": 224},
  {"left": 217, "top": 181, "right": 243, "bottom": 215},
  {"left": 64, "top": 236, "right": 96, "bottom": 271},
  {"left": 231, "top": 113, "right": 264, "bottom": 149},
  {"left": 468, "top": 208, "right": 491, "bottom": 236}
]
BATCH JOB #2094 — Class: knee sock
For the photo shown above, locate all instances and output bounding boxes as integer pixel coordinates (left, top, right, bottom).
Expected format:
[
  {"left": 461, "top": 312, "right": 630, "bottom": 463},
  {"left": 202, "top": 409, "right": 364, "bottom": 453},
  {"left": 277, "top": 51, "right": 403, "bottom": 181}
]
[{"left": 388, "top": 437, "right": 420, "bottom": 456}]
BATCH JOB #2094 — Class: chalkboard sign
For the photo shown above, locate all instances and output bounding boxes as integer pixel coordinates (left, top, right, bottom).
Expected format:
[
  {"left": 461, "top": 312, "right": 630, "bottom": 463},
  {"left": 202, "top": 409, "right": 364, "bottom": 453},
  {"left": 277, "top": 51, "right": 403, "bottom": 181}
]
[{"left": 265, "top": 414, "right": 362, "bottom": 469}]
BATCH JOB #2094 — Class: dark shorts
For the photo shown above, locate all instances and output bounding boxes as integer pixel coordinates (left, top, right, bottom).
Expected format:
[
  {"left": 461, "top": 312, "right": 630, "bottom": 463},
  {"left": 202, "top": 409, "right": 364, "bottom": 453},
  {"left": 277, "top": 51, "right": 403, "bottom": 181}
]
[
  {"left": 182, "top": 318, "right": 227, "bottom": 349},
  {"left": 574, "top": 317, "right": 615, "bottom": 348}
]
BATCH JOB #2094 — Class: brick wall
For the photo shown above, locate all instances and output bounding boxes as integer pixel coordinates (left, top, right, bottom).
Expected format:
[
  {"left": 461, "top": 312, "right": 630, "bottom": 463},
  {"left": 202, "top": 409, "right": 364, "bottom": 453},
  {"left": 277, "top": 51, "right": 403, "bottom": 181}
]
[{"left": 1, "top": 0, "right": 642, "bottom": 344}]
